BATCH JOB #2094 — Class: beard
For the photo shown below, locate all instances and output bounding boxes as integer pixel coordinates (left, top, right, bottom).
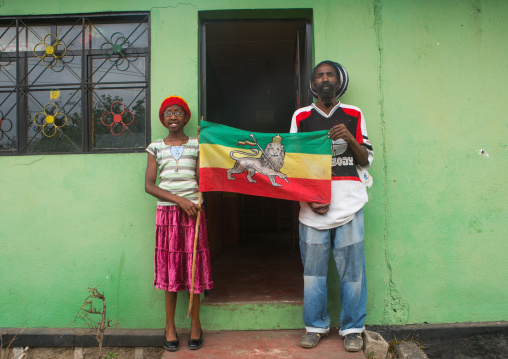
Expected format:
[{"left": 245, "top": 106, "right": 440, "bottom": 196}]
[{"left": 316, "top": 82, "right": 336, "bottom": 107}]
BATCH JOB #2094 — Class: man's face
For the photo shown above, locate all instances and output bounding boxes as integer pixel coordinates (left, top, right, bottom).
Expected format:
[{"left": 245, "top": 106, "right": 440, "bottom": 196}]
[{"left": 312, "top": 63, "right": 340, "bottom": 100}]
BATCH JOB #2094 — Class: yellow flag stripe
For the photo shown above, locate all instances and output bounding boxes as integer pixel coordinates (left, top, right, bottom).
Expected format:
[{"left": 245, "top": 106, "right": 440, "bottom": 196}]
[{"left": 200, "top": 143, "right": 331, "bottom": 180}]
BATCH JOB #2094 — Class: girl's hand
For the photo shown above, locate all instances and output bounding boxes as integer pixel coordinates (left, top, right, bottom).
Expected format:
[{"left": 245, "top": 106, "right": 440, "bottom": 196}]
[{"left": 177, "top": 198, "right": 201, "bottom": 217}]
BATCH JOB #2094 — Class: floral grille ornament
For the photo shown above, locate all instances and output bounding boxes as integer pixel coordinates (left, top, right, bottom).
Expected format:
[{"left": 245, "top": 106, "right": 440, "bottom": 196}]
[
  {"left": 0, "top": 110, "right": 14, "bottom": 141},
  {"left": 101, "top": 101, "right": 134, "bottom": 136},
  {"left": 33, "top": 103, "right": 68, "bottom": 137},
  {"left": 100, "top": 32, "right": 138, "bottom": 71},
  {"left": 0, "top": 47, "right": 13, "bottom": 69},
  {"left": 33, "top": 33, "right": 68, "bottom": 69}
]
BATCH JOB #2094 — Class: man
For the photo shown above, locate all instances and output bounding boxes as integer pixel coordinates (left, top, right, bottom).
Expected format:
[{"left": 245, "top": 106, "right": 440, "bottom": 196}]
[{"left": 289, "top": 60, "right": 373, "bottom": 352}]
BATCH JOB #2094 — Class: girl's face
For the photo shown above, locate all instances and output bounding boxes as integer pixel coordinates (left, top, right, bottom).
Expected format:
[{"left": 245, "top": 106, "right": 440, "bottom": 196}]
[{"left": 162, "top": 104, "right": 188, "bottom": 133}]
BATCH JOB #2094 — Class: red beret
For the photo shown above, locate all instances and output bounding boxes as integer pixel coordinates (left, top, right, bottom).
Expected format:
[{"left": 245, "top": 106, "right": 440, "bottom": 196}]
[{"left": 159, "top": 96, "right": 191, "bottom": 127}]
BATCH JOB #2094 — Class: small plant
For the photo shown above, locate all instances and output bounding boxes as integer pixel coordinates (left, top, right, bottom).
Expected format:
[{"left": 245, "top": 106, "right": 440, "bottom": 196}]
[
  {"left": 388, "top": 334, "right": 426, "bottom": 357},
  {"left": 387, "top": 334, "right": 399, "bottom": 356},
  {"left": 74, "top": 287, "right": 119, "bottom": 359},
  {"left": 0, "top": 333, "right": 28, "bottom": 359}
]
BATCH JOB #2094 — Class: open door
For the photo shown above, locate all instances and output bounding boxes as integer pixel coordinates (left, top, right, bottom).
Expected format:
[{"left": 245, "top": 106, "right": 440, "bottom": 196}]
[{"left": 199, "top": 17, "right": 312, "bottom": 304}]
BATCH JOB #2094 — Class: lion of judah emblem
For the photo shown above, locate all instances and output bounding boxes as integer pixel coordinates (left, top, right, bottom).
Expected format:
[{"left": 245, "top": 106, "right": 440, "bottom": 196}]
[{"left": 226, "top": 134, "right": 289, "bottom": 187}]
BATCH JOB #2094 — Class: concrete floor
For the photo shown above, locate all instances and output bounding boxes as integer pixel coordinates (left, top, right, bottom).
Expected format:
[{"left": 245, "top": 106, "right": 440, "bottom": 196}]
[
  {"left": 166, "top": 230, "right": 366, "bottom": 358},
  {"left": 160, "top": 329, "right": 366, "bottom": 358},
  {"left": 203, "top": 238, "right": 303, "bottom": 305}
]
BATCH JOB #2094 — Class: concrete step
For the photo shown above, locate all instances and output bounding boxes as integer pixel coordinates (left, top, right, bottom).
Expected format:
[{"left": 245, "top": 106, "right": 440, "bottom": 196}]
[{"left": 160, "top": 329, "right": 366, "bottom": 359}]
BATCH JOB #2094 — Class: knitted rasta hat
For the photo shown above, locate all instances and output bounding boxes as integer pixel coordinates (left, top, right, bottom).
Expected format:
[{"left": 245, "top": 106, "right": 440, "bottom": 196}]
[
  {"left": 158, "top": 96, "right": 191, "bottom": 127},
  {"left": 309, "top": 60, "right": 349, "bottom": 99}
]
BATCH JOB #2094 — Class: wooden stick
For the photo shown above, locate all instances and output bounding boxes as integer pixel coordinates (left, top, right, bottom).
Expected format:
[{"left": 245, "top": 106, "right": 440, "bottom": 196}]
[
  {"left": 187, "top": 192, "right": 202, "bottom": 318},
  {"left": 187, "top": 116, "right": 204, "bottom": 318}
]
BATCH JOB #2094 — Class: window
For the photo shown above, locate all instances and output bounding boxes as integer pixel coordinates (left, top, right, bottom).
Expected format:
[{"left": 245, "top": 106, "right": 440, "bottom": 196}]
[{"left": 0, "top": 13, "right": 150, "bottom": 155}]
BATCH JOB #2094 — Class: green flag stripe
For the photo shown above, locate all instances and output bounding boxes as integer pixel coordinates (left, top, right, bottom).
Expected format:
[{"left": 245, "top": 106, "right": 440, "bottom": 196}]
[{"left": 200, "top": 121, "right": 331, "bottom": 155}]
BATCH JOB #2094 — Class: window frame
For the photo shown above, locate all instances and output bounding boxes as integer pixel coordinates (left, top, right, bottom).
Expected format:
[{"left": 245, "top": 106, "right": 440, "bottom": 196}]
[{"left": 0, "top": 12, "right": 151, "bottom": 156}]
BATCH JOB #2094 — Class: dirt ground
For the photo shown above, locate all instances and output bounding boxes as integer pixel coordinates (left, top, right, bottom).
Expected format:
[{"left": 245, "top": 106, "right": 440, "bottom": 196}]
[
  {"left": 2, "top": 332, "right": 507, "bottom": 358},
  {"left": 1, "top": 346, "right": 164, "bottom": 359},
  {"left": 422, "top": 332, "right": 508, "bottom": 359}
]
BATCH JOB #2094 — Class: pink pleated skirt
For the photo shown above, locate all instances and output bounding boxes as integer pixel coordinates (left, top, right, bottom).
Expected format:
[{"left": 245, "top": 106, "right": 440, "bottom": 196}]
[{"left": 154, "top": 205, "right": 213, "bottom": 293}]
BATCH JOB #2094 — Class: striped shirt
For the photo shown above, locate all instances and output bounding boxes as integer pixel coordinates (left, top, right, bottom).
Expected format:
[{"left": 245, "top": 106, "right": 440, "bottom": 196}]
[{"left": 146, "top": 137, "right": 199, "bottom": 206}]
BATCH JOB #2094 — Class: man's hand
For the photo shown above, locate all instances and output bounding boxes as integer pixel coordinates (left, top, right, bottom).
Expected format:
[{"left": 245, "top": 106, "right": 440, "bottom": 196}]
[
  {"left": 309, "top": 202, "right": 330, "bottom": 215},
  {"left": 328, "top": 124, "right": 354, "bottom": 143},
  {"left": 328, "top": 123, "right": 370, "bottom": 167}
]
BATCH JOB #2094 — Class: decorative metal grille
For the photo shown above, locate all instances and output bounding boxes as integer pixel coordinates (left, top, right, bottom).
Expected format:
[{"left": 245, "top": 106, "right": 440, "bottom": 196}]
[
  {"left": 0, "top": 13, "right": 150, "bottom": 155},
  {"left": 33, "top": 33, "right": 68, "bottom": 69},
  {"left": 33, "top": 102, "right": 68, "bottom": 137},
  {"left": 0, "top": 110, "right": 14, "bottom": 141}
]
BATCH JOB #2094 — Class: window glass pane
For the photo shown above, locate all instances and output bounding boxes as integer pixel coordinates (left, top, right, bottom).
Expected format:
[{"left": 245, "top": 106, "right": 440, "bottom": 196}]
[
  {"left": 27, "top": 56, "right": 81, "bottom": 86},
  {"left": 92, "top": 56, "right": 145, "bottom": 83},
  {"left": 0, "top": 91, "right": 17, "bottom": 152},
  {"left": 90, "top": 22, "right": 149, "bottom": 49},
  {"left": 20, "top": 25, "right": 50, "bottom": 53},
  {"left": 26, "top": 88, "right": 82, "bottom": 153},
  {"left": 56, "top": 22, "right": 84, "bottom": 51},
  {"left": 0, "top": 25, "right": 17, "bottom": 53},
  {"left": 91, "top": 87, "right": 146, "bottom": 150},
  {"left": 0, "top": 60, "right": 16, "bottom": 86}
]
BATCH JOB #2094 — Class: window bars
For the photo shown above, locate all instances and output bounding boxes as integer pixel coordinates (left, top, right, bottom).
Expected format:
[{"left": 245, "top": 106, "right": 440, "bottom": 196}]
[{"left": 0, "top": 13, "right": 150, "bottom": 155}]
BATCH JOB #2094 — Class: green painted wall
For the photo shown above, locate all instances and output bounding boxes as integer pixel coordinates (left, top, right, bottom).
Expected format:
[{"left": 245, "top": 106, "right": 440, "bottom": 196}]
[{"left": 1, "top": 0, "right": 507, "bottom": 331}]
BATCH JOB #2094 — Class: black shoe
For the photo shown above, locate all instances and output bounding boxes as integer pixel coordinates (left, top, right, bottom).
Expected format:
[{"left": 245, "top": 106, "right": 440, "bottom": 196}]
[
  {"left": 163, "top": 332, "right": 179, "bottom": 352},
  {"left": 188, "top": 329, "right": 203, "bottom": 350}
]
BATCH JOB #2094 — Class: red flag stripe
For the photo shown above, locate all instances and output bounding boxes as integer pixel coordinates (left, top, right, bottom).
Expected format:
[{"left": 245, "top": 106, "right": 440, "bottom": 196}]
[
  {"left": 332, "top": 176, "right": 362, "bottom": 182},
  {"left": 199, "top": 167, "right": 331, "bottom": 204}
]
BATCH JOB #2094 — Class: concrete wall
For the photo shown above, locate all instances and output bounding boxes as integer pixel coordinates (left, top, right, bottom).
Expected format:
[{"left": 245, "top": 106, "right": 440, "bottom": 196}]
[{"left": 1, "top": 0, "right": 507, "bottom": 330}]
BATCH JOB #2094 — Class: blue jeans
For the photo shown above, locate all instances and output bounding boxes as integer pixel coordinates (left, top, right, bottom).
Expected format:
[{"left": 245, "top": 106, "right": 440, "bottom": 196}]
[{"left": 299, "top": 209, "right": 366, "bottom": 336}]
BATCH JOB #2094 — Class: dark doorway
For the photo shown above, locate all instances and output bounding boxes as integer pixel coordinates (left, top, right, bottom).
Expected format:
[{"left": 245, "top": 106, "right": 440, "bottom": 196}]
[{"left": 200, "top": 18, "right": 312, "bottom": 304}]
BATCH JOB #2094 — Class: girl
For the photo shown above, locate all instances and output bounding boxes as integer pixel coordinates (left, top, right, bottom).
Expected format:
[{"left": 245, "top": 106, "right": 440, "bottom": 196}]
[{"left": 145, "top": 96, "right": 213, "bottom": 351}]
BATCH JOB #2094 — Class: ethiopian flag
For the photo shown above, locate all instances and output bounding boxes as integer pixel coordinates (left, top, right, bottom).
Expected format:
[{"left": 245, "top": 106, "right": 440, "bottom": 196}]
[{"left": 199, "top": 121, "right": 332, "bottom": 204}]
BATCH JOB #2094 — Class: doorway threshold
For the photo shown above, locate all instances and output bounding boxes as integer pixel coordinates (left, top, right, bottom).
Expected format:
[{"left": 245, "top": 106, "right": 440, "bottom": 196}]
[{"left": 202, "top": 238, "right": 303, "bottom": 305}]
